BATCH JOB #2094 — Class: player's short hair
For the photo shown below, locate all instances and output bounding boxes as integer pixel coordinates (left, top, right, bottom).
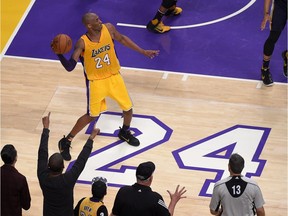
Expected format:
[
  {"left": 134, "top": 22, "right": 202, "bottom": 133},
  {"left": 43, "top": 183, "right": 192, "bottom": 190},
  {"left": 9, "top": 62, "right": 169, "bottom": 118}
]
[
  {"left": 1, "top": 144, "right": 17, "bottom": 164},
  {"left": 229, "top": 153, "right": 245, "bottom": 174}
]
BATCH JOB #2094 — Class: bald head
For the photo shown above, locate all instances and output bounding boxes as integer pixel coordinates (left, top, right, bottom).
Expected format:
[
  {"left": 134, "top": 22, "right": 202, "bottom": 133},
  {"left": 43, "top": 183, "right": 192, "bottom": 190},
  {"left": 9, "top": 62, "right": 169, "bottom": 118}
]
[
  {"left": 48, "top": 153, "right": 64, "bottom": 173},
  {"left": 82, "top": 12, "right": 98, "bottom": 26}
]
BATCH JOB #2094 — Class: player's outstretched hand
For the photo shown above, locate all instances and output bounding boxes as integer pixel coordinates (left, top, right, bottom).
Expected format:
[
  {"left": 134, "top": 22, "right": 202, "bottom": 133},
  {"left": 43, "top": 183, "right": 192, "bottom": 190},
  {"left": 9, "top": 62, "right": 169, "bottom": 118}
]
[
  {"left": 89, "top": 128, "right": 100, "bottom": 140},
  {"left": 143, "top": 50, "right": 160, "bottom": 59}
]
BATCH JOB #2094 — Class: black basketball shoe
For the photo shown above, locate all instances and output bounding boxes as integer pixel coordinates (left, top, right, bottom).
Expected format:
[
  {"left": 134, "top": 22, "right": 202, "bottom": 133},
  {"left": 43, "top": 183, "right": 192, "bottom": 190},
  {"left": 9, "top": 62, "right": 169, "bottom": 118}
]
[
  {"left": 58, "top": 136, "right": 71, "bottom": 161},
  {"left": 118, "top": 128, "right": 140, "bottom": 147},
  {"left": 261, "top": 68, "right": 274, "bottom": 86}
]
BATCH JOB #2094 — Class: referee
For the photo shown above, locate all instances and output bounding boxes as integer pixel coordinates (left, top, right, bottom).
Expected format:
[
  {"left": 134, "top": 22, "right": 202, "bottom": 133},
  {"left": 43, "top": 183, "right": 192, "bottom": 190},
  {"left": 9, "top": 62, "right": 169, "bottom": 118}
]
[
  {"left": 209, "top": 153, "right": 265, "bottom": 216},
  {"left": 110, "top": 161, "right": 187, "bottom": 216}
]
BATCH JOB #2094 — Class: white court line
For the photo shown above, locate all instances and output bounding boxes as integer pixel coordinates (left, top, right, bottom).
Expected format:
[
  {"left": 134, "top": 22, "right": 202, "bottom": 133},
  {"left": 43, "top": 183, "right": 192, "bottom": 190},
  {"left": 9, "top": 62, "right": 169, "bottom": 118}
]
[
  {"left": 256, "top": 82, "right": 263, "bottom": 89},
  {"left": 3, "top": 55, "right": 287, "bottom": 86},
  {"left": 0, "top": 0, "right": 36, "bottom": 61},
  {"left": 117, "top": 0, "right": 256, "bottom": 29},
  {"left": 162, "top": 72, "right": 169, "bottom": 79},
  {"left": 182, "top": 74, "right": 189, "bottom": 81}
]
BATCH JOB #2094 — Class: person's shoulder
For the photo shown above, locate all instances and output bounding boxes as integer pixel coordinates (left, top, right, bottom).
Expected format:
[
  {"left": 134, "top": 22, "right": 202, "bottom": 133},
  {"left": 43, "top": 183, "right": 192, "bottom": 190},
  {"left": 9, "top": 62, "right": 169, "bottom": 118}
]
[
  {"left": 241, "top": 176, "right": 259, "bottom": 186},
  {"left": 104, "top": 23, "right": 113, "bottom": 27},
  {"left": 214, "top": 176, "right": 231, "bottom": 187},
  {"left": 78, "top": 197, "right": 86, "bottom": 203},
  {"left": 97, "top": 204, "right": 108, "bottom": 216},
  {"left": 104, "top": 23, "right": 116, "bottom": 32},
  {"left": 150, "top": 190, "right": 163, "bottom": 198},
  {"left": 17, "top": 170, "right": 28, "bottom": 180},
  {"left": 118, "top": 185, "right": 133, "bottom": 192},
  {"left": 6, "top": 165, "right": 27, "bottom": 178}
]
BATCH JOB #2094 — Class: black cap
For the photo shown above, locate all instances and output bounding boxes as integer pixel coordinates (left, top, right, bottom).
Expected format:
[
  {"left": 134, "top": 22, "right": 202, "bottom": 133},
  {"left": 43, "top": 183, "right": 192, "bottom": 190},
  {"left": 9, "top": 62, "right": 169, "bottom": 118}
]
[{"left": 136, "top": 161, "right": 155, "bottom": 180}]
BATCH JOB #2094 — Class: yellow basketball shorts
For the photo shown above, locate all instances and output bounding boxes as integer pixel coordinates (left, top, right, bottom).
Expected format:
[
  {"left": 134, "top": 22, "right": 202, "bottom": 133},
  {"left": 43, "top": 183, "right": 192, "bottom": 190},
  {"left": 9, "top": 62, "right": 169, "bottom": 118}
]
[{"left": 87, "top": 73, "right": 133, "bottom": 117}]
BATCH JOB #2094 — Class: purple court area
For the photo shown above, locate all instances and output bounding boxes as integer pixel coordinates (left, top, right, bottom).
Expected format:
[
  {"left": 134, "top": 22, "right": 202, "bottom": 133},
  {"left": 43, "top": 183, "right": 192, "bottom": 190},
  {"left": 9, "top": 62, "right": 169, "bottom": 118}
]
[{"left": 6, "top": 0, "right": 287, "bottom": 83}]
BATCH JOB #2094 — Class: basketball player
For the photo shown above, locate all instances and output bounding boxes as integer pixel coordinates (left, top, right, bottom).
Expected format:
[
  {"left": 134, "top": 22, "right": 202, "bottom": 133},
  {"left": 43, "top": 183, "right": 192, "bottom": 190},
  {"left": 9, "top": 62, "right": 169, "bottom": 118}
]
[
  {"left": 147, "top": 0, "right": 182, "bottom": 33},
  {"left": 260, "top": 0, "right": 287, "bottom": 86},
  {"left": 51, "top": 12, "right": 159, "bottom": 161},
  {"left": 209, "top": 153, "right": 265, "bottom": 216},
  {"left": 74, "top": 177, "right": 108, "bottom": 216}
]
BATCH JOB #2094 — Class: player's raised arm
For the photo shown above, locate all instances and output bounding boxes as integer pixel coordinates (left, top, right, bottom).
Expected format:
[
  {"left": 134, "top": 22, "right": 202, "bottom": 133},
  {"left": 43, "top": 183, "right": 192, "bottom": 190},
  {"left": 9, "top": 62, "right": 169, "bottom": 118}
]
[{"left": 105, "top": 23, "right": 159, "bottom": 59}]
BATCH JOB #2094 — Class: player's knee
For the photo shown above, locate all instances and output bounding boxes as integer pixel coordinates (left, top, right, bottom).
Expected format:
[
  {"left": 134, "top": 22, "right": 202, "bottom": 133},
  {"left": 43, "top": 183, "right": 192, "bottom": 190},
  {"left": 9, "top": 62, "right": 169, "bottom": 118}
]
[{"left": 267, "top": 31, "right": 281, "bottom": 44}]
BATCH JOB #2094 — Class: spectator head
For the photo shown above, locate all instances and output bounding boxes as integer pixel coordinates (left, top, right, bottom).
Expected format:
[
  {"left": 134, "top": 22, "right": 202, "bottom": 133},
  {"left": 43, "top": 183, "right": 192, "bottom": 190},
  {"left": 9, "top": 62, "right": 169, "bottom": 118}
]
[
  {"left": 48, "top": 153, "right": 64, "bottom": 173},
  {"left": 1, "top": 144, "right": 17, "bottom": 165},
  {"left": 91, "top": 177, "right": 107, "bottom": 200},
  {"left": 229, "top": 153, "right": 245, "bottom": 174},
  {"left": 136, "top": 161, "right": 155, "bottom": 181}
]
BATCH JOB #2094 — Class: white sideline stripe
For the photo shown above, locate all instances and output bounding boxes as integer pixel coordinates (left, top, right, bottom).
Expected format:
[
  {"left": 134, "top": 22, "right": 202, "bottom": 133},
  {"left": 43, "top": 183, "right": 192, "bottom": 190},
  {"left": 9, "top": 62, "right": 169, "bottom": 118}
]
[
  {"left": 2, "top": 55, "right": 288, "bottom": 86},
  {"left": 256, "top": 82, "right": 263, "bottom": 89},
  {"left": 162, "top": 73, "right": 169, "bottom": 79}
]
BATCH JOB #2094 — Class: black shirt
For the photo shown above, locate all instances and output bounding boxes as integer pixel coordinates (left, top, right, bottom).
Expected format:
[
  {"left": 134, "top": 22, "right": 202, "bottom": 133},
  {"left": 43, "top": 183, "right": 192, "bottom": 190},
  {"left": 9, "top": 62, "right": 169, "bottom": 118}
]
[
  {"left": 37, "top": 128, "right": 93, "bottom": 216},
  {"left": 112, "top": 183, "right": 170, "bottom": 216}
]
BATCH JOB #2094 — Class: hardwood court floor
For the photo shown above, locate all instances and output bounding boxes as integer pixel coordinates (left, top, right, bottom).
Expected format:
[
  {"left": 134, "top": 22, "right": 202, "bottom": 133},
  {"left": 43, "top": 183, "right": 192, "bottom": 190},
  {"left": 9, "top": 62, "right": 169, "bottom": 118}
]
[{"left": 1, "top": 57, "right": 287, "bottom": 215}]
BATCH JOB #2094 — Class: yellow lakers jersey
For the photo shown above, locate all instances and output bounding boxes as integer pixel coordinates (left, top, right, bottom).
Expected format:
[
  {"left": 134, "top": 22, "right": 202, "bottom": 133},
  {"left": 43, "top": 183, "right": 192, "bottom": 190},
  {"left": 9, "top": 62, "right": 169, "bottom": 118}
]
[
  {"left": 78, "top": 197, "right": 104, "bottom": 216},
  {"left": 81, "top": 24, "right": 121, "bottom": 80}
]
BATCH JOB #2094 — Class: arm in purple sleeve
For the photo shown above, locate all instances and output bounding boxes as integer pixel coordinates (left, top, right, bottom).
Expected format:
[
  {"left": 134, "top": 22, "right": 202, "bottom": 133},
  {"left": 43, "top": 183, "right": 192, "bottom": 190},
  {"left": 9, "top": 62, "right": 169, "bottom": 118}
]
[{"left": 57, "top": 54, "right": 77, "bottom": 72}]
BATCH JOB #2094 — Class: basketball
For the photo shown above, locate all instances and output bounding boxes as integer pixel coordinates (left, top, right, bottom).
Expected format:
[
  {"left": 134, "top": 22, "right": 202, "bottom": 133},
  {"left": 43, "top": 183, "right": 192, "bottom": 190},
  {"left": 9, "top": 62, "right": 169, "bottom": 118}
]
[{"left": 51, "top": 34, "right": 72, "bottom": 54}]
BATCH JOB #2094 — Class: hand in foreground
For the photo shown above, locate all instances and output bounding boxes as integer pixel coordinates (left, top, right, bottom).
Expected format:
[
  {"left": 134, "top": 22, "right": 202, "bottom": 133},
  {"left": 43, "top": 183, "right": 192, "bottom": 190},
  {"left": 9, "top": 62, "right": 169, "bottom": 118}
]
[
  {"left": 143, "top": 50, "right": 160, "bottom": 59},
  {"left": 42, "top": 112, "right": 51, "bottom": 129},
  {"left": 89, "top": 128, "right": 100, "bottom": 140},
  {"left": 167, "top": 185, "right": 187, "bottom": 203}
]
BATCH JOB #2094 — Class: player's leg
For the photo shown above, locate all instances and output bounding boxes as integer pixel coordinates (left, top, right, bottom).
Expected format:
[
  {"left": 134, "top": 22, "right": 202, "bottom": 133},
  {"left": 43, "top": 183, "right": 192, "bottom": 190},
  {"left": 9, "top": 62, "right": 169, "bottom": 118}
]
[
  {"left": 147, "top": 0, "right": 182, "bottom": 33},
  {"left": 109, "top": 74, "right": 140, "bottom": 147},
  {"left": 261, "top": 0, "right": 287, "bottom": 86},
  {"left": 165, "top": 0, "right": 182, "bottom": 16},
  {"left": 261, "top": 30, "right": 281, "bottom": 86},
  {"left": 59, "top": 80, "right": 106, "bottom": 161},
  {"left": 147, "top": 5, "right": 171, "bottom": 33},
  {"left": 119, "top": 108, "right": 140, "bottom": 146}
]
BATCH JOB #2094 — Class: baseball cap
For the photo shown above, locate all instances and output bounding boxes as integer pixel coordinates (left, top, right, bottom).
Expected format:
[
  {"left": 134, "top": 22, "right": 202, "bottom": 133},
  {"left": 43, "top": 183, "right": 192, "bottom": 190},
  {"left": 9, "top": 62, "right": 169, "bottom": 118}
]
[
  {"left": 136, "top": 161, "right": 155, "bottom": 180},
  {"left": 92, "top": 177, "right": 107, "bottom": 199}
]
